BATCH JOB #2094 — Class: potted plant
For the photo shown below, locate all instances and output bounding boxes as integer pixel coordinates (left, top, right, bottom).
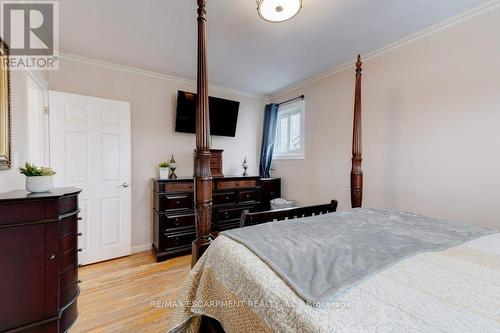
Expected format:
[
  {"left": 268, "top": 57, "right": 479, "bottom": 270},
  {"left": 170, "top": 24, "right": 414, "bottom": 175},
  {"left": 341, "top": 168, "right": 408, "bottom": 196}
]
[
  {"left": 19, "top": 162, "right": 56, "bottom": 193},
  {"left": 159, "top": 162, "right": 170, "bottom": 180}
]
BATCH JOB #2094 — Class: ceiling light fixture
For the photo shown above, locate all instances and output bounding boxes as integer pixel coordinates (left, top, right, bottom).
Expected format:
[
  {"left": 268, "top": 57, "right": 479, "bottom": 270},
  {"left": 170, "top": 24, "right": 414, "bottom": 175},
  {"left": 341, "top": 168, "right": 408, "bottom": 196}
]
[{"left": 256, "top": 0, "right": 303, "bottom": 23}]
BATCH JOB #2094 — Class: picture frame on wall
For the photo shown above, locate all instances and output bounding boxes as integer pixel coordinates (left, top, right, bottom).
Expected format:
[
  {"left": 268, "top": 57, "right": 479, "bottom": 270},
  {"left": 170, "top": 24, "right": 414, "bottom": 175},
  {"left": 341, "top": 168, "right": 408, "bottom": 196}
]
[{"left": 0, "top": 38, "right": 12, "bottom": 170}]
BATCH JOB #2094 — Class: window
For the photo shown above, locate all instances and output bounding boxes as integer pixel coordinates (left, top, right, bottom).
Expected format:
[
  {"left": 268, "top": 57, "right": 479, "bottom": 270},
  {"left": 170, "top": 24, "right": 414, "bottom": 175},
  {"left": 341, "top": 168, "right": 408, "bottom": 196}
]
[{"left": 273, "top": 100, "right": 305, "bottom": 159}]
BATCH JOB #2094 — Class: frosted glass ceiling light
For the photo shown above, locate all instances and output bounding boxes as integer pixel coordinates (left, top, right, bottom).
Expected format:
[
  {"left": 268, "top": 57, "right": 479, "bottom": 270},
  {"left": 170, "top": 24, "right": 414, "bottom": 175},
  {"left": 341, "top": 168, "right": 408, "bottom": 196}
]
[{"left": 257, "top": 0, "right": 302, "bottom": 23}]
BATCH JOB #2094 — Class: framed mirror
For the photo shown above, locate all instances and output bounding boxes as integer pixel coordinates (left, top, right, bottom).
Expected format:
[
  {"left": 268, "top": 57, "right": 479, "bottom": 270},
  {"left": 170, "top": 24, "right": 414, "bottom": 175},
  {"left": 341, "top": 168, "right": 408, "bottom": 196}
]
[{"left": 0, "top": 38, "right": 11, "bottom": 170}]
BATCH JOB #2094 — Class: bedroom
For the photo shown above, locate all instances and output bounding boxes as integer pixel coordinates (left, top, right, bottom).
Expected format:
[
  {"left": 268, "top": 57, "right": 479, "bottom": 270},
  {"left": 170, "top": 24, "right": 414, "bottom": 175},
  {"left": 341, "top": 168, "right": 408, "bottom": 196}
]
[{"left": 0, "top": 0, "right": 499, "bottom": 332}]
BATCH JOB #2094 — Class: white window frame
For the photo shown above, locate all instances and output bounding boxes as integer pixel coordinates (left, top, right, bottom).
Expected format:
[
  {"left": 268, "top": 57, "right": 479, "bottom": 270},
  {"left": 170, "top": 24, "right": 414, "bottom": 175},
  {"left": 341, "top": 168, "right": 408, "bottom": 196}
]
[{"left": 273, "top": 99, "right": 305, "bottom": 160}]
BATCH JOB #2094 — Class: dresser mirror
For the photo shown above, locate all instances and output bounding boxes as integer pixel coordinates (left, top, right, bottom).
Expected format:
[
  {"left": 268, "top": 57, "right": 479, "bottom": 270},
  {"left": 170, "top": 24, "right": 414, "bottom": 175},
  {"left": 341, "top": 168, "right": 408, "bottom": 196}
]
[{"left": 0, "top": 38, "right": 11, "bottom": 170}]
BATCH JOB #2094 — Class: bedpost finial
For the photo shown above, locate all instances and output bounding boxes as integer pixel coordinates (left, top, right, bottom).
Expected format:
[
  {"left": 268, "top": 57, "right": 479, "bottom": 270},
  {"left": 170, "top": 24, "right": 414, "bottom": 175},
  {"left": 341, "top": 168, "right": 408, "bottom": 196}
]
[
  {"left": 356, "top": 54, "right": 362, "bottom": 74},
  {"left": 197, "top": 0, "right": 207, "bottom": 17}
]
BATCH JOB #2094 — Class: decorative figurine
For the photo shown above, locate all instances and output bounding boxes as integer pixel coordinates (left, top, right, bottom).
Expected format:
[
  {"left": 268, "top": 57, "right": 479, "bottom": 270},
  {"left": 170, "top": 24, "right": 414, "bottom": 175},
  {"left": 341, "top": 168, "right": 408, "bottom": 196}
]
[
  {"left": 242, "top": 156, "right": 248, "bottom": 176},
  {"left": 169, "top": 154, "right": 177, "bottom": 179}
]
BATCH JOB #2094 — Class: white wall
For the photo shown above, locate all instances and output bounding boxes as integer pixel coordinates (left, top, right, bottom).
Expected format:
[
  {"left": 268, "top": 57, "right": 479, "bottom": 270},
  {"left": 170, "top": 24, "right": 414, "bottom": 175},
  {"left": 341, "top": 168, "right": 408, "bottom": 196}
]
[
  {"left": 47, "top": 58, "right": 267, "bottom": 247},
  {"left": 272, "top": 7, "right": 500, "bottom": 230},
  {"left": 0, "top": 71, "right": 30, "bottom": 192}
]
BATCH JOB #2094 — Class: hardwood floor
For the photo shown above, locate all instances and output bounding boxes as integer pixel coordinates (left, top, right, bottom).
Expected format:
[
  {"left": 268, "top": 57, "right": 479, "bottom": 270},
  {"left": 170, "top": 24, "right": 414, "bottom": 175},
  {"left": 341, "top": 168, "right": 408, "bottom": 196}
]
[{"left": 71, "top": 252, "right": 191, "bottom": 332}]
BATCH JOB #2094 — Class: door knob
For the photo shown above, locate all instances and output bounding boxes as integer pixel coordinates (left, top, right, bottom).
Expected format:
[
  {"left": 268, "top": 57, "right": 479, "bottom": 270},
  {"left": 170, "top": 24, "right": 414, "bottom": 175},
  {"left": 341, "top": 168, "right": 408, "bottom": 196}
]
[{"left": 121, "top": 182, "right": 130, "bottom": 188}]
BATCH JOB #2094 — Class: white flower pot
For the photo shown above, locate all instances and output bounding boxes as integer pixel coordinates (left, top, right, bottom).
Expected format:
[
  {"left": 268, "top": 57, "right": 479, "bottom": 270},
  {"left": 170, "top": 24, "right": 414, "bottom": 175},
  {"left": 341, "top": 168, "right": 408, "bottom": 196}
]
[
  {"left": 26, "top": 176, "right": 54, "bottom": 193},
  {"left": 159, "top": 167, "right": 170, "bottom": 180}
]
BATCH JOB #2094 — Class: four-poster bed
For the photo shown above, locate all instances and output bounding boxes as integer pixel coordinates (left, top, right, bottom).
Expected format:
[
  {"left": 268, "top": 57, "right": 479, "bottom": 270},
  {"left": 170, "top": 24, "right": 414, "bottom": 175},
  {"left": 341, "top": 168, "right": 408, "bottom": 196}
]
[
  {"left": 191, "top": 0, "right": 364, "bottom": 265},
  {"left": 173, "top": 1, "right": 500, "bottom": 332}
]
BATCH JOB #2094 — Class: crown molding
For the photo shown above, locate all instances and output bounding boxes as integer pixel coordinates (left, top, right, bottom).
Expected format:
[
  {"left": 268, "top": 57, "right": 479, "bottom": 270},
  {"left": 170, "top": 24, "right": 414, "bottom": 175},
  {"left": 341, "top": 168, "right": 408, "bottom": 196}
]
[
  {"left": 58, "top": 0, "right": 500, "bottom": 101},
  {"left": 58, "top": 52, "right": 269, "bottom": 100},
  {"left": 270, "top": 0, "right": 500, "bottom": 99}
]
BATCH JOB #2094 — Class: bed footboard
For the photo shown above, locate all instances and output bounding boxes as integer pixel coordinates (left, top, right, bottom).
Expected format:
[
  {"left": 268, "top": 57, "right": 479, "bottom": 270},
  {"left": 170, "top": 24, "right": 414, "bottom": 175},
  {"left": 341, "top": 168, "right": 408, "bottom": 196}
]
[{"left": 240, "top": 200, "right": 338, "bottom": 228}]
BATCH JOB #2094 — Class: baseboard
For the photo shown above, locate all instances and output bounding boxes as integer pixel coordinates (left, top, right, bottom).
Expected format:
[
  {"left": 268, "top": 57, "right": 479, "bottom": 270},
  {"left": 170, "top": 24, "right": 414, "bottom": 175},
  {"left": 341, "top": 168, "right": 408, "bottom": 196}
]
[{"left": 132, "top": 243, "right": 152, "bottom": 254}]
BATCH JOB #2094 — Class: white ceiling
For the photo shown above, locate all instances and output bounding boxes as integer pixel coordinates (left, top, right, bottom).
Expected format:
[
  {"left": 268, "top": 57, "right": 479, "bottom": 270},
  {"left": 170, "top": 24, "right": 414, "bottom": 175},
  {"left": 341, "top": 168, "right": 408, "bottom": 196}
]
[{"left": 59, "top": 0, "right": 493, "bottom": 95}]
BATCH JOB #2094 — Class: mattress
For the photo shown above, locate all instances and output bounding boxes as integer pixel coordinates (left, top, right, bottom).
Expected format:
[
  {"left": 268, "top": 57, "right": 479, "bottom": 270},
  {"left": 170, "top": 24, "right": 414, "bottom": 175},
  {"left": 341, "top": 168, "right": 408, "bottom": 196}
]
[{"left": 168, "top": 231, "right": 500, "bottom": 332}]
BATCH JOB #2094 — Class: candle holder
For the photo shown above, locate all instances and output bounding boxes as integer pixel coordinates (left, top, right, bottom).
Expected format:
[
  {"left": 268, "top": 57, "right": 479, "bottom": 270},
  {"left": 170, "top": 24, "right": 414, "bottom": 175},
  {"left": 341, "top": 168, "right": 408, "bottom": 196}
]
[
  {"left": 242, "top": 156, "right": 248, "bottom": 176},
  {"left": 169, "top": 154, "right": 177, "bottom": 179}
]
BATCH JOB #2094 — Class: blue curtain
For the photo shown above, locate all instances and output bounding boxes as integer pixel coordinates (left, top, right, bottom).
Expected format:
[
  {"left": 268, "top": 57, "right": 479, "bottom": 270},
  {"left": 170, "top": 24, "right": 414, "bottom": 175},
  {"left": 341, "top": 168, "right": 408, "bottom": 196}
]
[{"left": 259, "top": 103, "right": 279, "bottom": 178}]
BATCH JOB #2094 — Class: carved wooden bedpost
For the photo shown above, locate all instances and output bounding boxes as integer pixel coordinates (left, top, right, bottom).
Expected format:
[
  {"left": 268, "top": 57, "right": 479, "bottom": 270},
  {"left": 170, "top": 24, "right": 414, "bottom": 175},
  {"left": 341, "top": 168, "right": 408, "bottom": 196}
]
[
  {"left": 351, "top": 55, "right": 363, "bottom": 208},
  {"left": 192, "top": 0, "right": 213, "bottom": 267}
]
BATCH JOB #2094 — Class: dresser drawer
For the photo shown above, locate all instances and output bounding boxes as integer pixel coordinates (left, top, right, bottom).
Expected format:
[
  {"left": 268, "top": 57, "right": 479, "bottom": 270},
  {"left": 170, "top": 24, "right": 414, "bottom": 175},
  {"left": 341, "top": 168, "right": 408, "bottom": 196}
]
[
  {"left": 161, "top": 212, "right": 195, "bottom": 232},
  {"left": 59, "top": 195, "right": 79, "bottom": 215},
  {"left": 155, "top": 181, "right": 194, "bottom": 193},
  {"left": 59, "top": 231, "right": 77, "bottom": 254},
  {"left": 216, "top": 205, "right": 254, "bottom": 223},
  {"left": 239, "top": 189, "right": 260, "bottom": 203},
  {"left": 156, "top": 193, "right": 193, "bottom": 211},
  {"left": 60, "top": 264, "right": 78, "bottom": 290},
  {"left": 0, "top": 201, "right": 49, "bottom": 226},
  {"left": 216, "top": 179, "right": 257, "bottom": 190},
  {"left": 60, "top": 280, "right": 79, "bottom": 307},
  {"left": 60, "top": 248, "right": 78, "bottom": 272},
  {"left": 59, "top": 215, "right": 78, "bottom": 236},
  {"left": 213, "top": 192, "right": 237, "bottom": 205},
  {"left": 163, "top": 231, "right": 196, "bottom": 250},
  {"left": 260, "top": 178, "right": 281, "bottom": 199}
]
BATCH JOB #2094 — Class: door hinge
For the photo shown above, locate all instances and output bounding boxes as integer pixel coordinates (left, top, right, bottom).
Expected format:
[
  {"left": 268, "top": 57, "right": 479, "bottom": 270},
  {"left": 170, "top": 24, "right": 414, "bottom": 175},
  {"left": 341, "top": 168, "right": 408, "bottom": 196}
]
[{"left": 43, "top": 106, "right": 49, "bottom": 115}]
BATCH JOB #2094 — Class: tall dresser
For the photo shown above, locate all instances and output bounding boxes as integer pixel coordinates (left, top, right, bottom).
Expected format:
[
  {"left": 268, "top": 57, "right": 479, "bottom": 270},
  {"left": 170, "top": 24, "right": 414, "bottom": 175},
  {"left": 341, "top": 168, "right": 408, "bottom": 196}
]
[
  {"left": 0, "top": 188, "right": 82, "bottom": 333},
  {"left": 153, "top": 176, "right": 281, "bottom": 262}
]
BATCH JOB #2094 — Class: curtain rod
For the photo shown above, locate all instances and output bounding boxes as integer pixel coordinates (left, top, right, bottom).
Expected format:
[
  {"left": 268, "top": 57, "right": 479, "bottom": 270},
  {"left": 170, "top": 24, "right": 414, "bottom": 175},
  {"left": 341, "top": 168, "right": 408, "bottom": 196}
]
[{"left": 277, "top": 94, "right": 304, "bottom": 106}]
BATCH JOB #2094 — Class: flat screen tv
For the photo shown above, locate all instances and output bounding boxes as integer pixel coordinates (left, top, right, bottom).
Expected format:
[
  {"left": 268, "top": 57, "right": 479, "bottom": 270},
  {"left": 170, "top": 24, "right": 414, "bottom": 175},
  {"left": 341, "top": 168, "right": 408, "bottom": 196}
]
[{"left": 175, "top": 91, "right": 240, "bottom": 137}]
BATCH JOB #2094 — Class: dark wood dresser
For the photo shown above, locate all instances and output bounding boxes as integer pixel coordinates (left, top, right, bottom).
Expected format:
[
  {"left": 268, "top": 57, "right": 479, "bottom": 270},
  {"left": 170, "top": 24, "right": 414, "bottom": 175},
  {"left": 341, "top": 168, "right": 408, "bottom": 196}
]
[
  {"left": 152, "top": 176, "right": 280, "bottom": 261},
  {"left": 0, "top": 188, "right": 82, "bottom": 333}
]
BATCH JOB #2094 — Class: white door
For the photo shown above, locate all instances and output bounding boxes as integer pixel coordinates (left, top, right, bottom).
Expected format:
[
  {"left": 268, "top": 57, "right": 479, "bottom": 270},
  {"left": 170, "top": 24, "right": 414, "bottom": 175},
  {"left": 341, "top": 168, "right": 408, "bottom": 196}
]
[{"left": 49, "top": 91, "right": 131, "bottom": 265}]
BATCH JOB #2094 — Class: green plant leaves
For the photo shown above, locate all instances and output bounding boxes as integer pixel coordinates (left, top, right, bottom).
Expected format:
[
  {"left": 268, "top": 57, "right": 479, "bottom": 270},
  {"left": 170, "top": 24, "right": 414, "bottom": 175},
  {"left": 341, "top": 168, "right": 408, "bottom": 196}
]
[{"left": 19, "top": 162, "right": 56, "bottom": 177}]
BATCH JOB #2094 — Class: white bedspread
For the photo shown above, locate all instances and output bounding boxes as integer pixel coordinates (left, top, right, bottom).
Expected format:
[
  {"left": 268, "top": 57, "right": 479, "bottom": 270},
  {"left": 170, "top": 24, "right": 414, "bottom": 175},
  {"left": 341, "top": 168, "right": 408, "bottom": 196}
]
[{"left": 168, "top": 233, "right": 500, "bottom": 332}]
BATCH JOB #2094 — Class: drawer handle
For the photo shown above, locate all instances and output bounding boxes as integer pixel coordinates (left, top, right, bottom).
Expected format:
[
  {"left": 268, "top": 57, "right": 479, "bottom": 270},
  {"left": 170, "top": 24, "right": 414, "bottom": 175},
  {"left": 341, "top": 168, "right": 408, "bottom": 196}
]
[
  {"left": 174, "top": 218, "right": 180, "bottom": 226},
  {"left": 224, "top": 212, "right": 230, "bottom": 218},
  {"left": 226, "top": 196, "right": 230, "bottom": 200},
  {"left": 49, "top": 254, "right": 56, "bottom": 261},
  {"left": 246, "top": 194, "right": 250, "bottom": 198},
  {"left": 78, "top": 248, "right": 83, "bottom": 252},
  {"left": 174, "top": 237, "right": 180, "bottom": 245},
  {"left": 77, "top": 279, "right": 82, "bottom": 284},
  {"left": 78, "top": 232, "right": 83, "bottom": 236},
  {"left": 176, "top": 201, "right": 180, "bottom": 205}
]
